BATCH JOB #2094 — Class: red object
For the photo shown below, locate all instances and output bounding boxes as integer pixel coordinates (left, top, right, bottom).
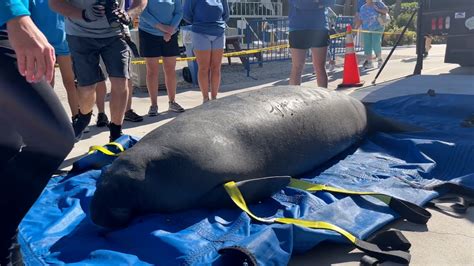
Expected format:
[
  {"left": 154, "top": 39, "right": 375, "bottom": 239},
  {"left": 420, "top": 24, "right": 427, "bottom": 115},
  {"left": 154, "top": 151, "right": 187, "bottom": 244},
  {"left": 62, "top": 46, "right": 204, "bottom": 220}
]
[
  {"left": 338, "top": 25, "right": 364, "bottom": 88},
  {"left": 431, "top": 18, "right": 437, "bottom": 31},
  {"left": 438, "top": 17, "right": 444, "bottom": 30}
]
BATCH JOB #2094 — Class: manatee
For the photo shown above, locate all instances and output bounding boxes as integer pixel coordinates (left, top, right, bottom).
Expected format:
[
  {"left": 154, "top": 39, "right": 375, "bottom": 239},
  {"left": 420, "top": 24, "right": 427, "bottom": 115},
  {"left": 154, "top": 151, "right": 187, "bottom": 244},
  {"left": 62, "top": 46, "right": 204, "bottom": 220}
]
[{"left": 90, "top": 86, "right": 414, "bottom": 228}]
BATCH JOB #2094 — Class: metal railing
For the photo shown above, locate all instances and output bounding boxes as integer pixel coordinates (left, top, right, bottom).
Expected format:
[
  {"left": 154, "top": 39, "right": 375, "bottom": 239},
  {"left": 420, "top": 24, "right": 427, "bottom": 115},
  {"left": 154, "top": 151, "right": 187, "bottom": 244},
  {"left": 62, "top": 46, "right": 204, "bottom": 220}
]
[
  {"left": 229, "top": 0, "right": 284, "bottom": 18},
  {"left": 242, "top": 16, "right": 363, "bottom": 77},
  {"left": 243, "top": 18, "right": 290, "bottom": 76}
]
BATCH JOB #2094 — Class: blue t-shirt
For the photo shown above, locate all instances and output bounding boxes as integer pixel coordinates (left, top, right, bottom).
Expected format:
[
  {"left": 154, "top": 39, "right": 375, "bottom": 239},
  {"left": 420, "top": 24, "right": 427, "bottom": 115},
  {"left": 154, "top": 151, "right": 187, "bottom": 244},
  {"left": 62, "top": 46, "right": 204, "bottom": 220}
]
[
  {"left": 30, "top": 0, "right": 67, "bottom": 52},
  {"left": 357, "top": 0, "right": 365, "bottom": 13},
  {"left": 359, "top": 2, "right": 386, "bottom": 31},
  {"left": 139, "top": 0, "right": 183, "bottom": 36},
  {"left": 0, "top": 0, "right": 30, "bottom": 27},
  {"left": 183, "top": 0, "right": 229, "bottom": 36},
  {"left": 288, "top": 0, "right": 335, "bottom": 31}
]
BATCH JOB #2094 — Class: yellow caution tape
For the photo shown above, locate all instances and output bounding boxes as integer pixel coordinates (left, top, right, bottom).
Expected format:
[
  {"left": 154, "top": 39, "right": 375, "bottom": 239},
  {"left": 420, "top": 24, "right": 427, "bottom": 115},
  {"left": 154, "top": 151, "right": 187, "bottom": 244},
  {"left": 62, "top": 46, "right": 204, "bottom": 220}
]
[
  {"left": 44, "top": 29, "right": 398, "bottom": 66},
  {"left": 131, "top": 44, "right": 290, "bottom": 65}
]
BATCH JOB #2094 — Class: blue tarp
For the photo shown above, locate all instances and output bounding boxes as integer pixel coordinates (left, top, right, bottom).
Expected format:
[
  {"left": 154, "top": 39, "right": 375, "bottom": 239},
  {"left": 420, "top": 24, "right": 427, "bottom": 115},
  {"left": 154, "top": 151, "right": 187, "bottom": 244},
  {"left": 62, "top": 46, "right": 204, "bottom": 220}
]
[{"left": 19, "top": 93, "right": 474, "bottom": 265}]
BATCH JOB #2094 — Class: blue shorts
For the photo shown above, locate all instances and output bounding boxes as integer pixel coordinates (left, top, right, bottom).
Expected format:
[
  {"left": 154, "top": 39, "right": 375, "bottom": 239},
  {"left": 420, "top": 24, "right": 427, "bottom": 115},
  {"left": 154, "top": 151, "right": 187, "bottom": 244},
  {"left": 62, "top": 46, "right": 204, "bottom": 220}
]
[
  {"left": 191, "top": 32, "right": 225, "bottom": 51},
  {"left": 54, "top": 39, "right": 70, "bottom": 56}
]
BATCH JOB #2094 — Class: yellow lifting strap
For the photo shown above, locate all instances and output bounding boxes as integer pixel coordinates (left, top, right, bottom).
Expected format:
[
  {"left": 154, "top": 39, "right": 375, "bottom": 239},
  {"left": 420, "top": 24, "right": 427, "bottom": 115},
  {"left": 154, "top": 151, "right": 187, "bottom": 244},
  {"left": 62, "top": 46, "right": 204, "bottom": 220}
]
[
  {"left": 223, "top": 180, "right": 413, "bottom": 264},
  {"left": 224, "top": 181, "right": 357, "bottom": 243},
  {"left": 287, "top": 178, "right": 431, "bottom": 225},
  {"left": 88, "top": 142, "right": 125, "bottom": 157},
  {"left": 288, "top": 178, "right": 391, "bottom": 205}
]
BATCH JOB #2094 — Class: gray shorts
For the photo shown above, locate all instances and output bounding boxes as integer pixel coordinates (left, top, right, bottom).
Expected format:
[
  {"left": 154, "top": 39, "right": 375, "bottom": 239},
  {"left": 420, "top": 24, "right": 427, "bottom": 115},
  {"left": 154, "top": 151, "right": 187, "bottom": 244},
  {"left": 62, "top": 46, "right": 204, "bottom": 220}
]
[
  {"left": 67, "top": 35, "right": 130, "bottom": 87},
  {"left": 191, "top": 32, "right": 225, "bottom": 51}
]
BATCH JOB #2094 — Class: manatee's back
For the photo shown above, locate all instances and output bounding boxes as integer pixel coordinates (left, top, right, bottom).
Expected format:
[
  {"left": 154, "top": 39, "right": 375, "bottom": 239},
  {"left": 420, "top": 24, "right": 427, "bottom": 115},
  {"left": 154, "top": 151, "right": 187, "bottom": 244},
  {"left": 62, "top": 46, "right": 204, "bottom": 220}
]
[{"left": 91, "top": 86, "right": 368, "bottom": 228}]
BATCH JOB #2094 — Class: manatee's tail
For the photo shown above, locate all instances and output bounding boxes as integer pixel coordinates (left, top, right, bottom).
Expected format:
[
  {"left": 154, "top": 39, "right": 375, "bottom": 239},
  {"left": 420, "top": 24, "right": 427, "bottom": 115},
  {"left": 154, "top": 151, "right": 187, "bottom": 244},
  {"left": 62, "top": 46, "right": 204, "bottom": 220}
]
[
  {"left": 198, "top": 176, "right": 291, "bottom": 209},
  {"left": 365, "top": 105, "right": 424, "bottom": 133}
]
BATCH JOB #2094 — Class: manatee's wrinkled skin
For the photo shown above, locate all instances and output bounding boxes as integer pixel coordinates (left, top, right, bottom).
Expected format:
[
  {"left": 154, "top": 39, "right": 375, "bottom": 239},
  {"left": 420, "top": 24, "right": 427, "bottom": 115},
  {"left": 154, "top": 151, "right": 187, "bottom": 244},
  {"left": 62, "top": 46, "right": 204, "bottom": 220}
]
[{"left": 90, "top": 86, "right": 369, "bottom": 228}]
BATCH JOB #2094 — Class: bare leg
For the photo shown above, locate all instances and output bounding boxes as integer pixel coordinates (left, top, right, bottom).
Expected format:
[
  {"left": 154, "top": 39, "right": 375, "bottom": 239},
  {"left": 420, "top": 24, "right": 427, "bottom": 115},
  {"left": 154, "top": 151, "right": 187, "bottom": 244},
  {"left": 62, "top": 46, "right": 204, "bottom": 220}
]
[
  {"left": 289, "top": 48, "right": 307, "bottom": 85},
  {"left": 310, "top": 46, "right": 328, "bottom": 88},
  {"left": 56, "top": 55, "right": 78, "bottom": 117},
  {"left": 126, "top": 79, "right": 133, "bottom": 111},
  {"left": 109, "top": 77, "right": 128, "bottom": 125},
  {"left": 77, "top": 84, "right": 97, "bottom": 114},
  {"left": 96, "top": 80, "right": 107, "bottom": 114},
  {"left": 162, "top": 56, "right": 177, "bottom": 102},
  {"left": 194, "top": 49, "right": 212, "bottom": 102},
  {"left": 209, "top": 49, "right": 224, "bottom": 100},
  {"left": 145, "top": 57, "right": 160, "bottom": 107}
]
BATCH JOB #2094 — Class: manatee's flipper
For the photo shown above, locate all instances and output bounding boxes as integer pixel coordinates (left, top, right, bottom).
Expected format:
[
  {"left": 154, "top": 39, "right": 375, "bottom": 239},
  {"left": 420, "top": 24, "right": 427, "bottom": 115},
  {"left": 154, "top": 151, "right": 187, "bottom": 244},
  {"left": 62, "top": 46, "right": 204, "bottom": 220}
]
[
  {"left": 198, "top": 176, "right": 291, "bottom": 209},
  {"left": 365, "top": 106, "right": 424, "bottom": 133}
]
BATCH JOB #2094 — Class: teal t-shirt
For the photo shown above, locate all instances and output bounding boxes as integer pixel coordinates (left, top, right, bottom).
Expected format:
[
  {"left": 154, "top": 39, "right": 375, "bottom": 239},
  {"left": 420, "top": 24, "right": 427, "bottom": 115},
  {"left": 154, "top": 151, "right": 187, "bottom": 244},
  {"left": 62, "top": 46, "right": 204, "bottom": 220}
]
[{"left": 0, "top": 0, "right": 30, "bottom": 27}]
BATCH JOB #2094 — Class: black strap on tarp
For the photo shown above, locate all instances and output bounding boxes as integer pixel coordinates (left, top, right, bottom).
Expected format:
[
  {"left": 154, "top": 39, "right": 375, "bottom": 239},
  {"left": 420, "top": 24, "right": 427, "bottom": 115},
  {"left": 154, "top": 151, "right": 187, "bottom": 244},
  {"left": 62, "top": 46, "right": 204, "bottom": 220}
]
[
  {"left": 427, "top": 183, "right": 474, "bottom": 214},
  {"left": 360, "top": 230, "right": 411, "bottom": 265}
]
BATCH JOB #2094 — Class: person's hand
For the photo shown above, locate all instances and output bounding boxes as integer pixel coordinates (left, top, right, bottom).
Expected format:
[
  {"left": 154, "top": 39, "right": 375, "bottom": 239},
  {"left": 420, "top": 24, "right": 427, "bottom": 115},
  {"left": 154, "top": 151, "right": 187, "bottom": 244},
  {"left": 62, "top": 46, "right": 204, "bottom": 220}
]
[
  {"left": 113, "top": 9, "right": 131, "bottom": 25},
  {"left": 7, "top": 16, "right": 55, "bottom": 83},
  {"left": 156, "top": 23, "right": 174, "bottom": 34},
  {"left": 83, "top": 4, "right": 105, "bottom": 22},
  {"left": 163, "top": 33, "right": 171, "bottom": 42}
]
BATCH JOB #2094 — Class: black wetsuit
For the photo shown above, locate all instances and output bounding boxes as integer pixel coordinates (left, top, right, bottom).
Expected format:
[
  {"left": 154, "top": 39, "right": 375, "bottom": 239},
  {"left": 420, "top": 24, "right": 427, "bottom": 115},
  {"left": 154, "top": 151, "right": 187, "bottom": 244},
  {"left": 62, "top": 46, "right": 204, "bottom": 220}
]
[{"left": 0, "top": 30, "right": 74, "bottom": 265}]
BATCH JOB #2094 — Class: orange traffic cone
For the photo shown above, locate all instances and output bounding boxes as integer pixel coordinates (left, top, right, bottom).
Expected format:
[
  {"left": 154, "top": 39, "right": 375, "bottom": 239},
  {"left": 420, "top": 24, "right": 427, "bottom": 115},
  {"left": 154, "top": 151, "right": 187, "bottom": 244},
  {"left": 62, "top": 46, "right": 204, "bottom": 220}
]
[{"left": 338, "top": 25, "right": 364, "bottom": 88}]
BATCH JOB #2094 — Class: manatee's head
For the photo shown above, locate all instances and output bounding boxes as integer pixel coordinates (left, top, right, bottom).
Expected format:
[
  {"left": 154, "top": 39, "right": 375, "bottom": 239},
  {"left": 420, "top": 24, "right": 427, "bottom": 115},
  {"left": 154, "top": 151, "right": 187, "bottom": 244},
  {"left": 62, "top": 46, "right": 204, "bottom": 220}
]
[{"left": 90, "top": 165, "right": 139, "bottom": 229}]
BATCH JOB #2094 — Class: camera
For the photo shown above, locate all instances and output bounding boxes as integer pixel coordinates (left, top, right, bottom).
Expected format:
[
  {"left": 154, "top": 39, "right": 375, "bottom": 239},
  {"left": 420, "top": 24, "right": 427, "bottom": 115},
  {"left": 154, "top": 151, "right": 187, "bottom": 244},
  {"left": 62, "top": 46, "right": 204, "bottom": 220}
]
[{"left": 96, "top": 0, "right": 123, "bottom": 28}]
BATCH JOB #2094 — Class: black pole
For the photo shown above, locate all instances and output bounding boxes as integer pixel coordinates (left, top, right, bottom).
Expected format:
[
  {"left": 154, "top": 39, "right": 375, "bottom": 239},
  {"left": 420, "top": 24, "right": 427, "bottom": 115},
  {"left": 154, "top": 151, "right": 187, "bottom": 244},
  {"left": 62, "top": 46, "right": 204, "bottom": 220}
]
[
  {"left": 372, "top": 8, "right": 418, "bottom": 85},
  {"left": 413, "top": 0, "right": 425, "bottom": 75}
]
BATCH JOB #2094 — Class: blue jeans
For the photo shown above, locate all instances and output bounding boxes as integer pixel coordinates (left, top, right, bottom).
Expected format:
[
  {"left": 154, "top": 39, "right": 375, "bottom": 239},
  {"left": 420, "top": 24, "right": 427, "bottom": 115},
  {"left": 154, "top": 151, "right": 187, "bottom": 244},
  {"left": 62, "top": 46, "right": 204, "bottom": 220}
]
[{"left": 363, "top": 28, "right": 384, "bottom": 58}]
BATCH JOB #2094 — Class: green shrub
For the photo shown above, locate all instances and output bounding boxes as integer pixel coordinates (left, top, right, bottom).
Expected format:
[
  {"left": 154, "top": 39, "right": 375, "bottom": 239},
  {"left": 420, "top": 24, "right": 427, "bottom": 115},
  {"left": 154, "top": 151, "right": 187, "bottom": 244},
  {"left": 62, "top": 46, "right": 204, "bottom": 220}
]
[
  {"left": 382, "top": 29, "right": 416, "bottom": 46},
  {"left": 400, "top": 2, "right": 418, "bottom": 12},
  {"left": 395, "top": 12, "right": 417, "bottom": 31}
]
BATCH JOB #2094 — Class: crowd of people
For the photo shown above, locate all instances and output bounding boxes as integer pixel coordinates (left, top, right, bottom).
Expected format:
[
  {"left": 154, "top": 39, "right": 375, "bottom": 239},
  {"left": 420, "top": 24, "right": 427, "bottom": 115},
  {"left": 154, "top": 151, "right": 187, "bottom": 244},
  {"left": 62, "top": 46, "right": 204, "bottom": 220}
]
[{"left": 0, "top": 0, "right": 394, "bottom": 264}]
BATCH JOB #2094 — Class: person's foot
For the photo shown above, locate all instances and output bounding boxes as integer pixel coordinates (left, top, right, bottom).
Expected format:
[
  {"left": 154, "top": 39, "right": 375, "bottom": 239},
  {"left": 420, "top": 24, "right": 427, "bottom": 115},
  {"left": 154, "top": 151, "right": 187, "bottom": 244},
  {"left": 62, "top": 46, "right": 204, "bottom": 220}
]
[
  {"left": 377, "top": 58, "right": 384, "bottom": 68},
  {"left": 124, "top": 109, "right": 144, "bottom": 122},
  {"left": 168, "top": 101, "right": 185, "bottom": 113},
  {"left": 109, "top": 123, "right": 123, "bottom": 142},
  {"left": 72, "top": 112, "right": 92, "bottom": 142},
  {"left": 96, "top": 112, "right": 109, "bottom": 127},
  {"left": 328, "top": 63, "right": 335, "bottom": 72},
  {"left": 202, "top": 98, "right": 209, "bottom": 104},
  {"left": 148, "top": 105, "right": 158, "bottom": 116},
  {"left": 363, "top": 60, "right": 374, "bottom": 70}
]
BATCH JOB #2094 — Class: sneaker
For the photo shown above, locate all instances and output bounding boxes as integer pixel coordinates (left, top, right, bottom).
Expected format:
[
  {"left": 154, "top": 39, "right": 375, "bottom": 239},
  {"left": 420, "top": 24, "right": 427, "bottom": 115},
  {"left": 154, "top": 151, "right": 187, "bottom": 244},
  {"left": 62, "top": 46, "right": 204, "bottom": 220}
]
[
  {"left": 168, "top": 101, "right": 185, "bottom": 113},
  {"left": 148, "top": 105, "right": 158, "bottom": 116},
  {"left": 377, "top": 59, "right": 384, "bottom": 68},
  {"left": 124, "top": 109, "right": 144, "bottom": 122},
  {"left": 363, "top": 60, "right": 374, "bottom": 70},
  {"left": 96, "top": 112, "right": 109, "bottom": 127}
]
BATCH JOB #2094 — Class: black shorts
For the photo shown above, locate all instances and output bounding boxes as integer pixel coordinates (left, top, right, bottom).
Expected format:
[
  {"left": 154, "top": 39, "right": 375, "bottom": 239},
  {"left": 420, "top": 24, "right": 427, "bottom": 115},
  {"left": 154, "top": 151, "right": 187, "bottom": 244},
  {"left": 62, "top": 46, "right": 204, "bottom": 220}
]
[
  {"left": 67, "top": 35, "right": 131, "bottom": 87},
  {"left": 289, "top": 29, "right": 330, "bottom": 49},
  {"left": 139, "top": 29, "right": 180, "bottom": 58}
]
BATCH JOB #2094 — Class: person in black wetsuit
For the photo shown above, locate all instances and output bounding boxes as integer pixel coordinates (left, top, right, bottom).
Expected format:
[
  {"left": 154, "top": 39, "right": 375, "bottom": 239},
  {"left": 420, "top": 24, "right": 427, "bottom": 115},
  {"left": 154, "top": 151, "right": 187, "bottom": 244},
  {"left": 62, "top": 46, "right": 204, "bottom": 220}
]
[{"left": 0, "top": 1, "right": 74, "bottom": 264}]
